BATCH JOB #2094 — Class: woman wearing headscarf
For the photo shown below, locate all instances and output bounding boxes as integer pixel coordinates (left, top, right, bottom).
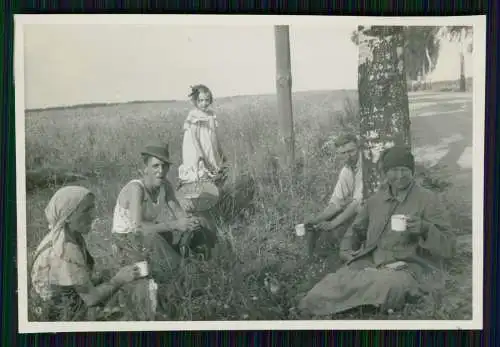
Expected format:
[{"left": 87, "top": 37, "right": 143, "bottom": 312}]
[{"left": 30, "top": 186, "right": 154, "bottom": 321}]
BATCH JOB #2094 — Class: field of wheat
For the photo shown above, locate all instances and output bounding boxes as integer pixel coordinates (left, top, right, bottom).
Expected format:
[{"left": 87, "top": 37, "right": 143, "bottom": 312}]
[{"left": 24, "top": 89, "right": 473, "bottom": 321}]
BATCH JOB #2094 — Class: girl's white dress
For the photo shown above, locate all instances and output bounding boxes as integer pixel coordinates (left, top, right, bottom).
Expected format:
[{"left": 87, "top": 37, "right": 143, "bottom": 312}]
[{"left": 178, "top": 108, "right": 224, "bottom": 184}]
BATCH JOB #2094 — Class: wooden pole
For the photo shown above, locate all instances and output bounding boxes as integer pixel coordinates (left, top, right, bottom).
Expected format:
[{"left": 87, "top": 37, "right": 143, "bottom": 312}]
[{"left": 274, "top": 25, "right": 295, "bottom": 169}]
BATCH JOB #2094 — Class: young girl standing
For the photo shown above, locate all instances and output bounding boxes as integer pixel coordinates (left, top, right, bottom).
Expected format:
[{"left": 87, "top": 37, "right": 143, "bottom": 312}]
[
  {"left": 178, "top": 84, "right": 226, "bottom": 185},
  {"left": 177, "top": 84, "right": 255, "bottom": 224}
]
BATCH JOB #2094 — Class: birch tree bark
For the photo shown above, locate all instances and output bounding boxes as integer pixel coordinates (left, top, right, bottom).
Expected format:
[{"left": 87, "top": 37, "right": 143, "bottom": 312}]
[{"left": 357, "top": 25, "right": 411, "bottom": 196}]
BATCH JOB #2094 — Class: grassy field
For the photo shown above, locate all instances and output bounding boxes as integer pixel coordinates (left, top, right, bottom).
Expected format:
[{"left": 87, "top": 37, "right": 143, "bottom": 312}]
[{"left": 24, "top": 89, "right": 473, "bottom": 321}]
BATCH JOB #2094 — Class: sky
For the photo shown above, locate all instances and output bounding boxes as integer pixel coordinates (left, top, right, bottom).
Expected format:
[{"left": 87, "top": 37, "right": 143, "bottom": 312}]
[{"left": 22, "top": 23, "right": 473, "bottom": 109}]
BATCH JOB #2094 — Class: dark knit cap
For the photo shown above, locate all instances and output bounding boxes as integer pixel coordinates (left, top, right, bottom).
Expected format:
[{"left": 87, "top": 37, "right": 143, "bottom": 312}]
[{"left": 381, "top": 146, "right": 415, "bottom": 173}]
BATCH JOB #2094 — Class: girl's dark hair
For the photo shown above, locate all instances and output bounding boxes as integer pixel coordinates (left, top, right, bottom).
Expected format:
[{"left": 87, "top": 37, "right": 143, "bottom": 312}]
[{"left": 188, "top": 84, "right": 213, "bottom": 105}]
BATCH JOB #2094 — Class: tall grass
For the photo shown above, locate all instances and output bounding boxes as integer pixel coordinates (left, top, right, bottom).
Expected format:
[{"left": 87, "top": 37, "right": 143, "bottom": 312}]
[{"left": 24, "top": 90, "right": 472, "bottom": 321}]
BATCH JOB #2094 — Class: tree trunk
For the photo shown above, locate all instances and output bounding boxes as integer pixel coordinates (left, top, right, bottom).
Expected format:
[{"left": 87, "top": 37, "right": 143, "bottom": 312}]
[
  {"left": 357, "top": 26, "right": 411, "bottom": 197},
  {"left": 458, "top": 27, "right": 467, "bottom": 92},
  {"left": 459, "top": 50, "right": 466, "bottom": 92},
  {"left": 425, "top": 46, "right": 433, "bottom": 71},
  {"left": 422, "top": 61, "right": 426, "bottom": 90},
  {"left": 274, "top": 25, "right": 295, "bottom": 170},
  {"left": 425, "top": 46, "right": 433, "bottom": 90}
]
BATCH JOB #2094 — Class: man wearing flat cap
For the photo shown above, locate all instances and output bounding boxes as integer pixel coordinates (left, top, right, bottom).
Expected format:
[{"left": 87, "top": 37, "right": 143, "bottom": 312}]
[
  {"left": 304, "top": 132, "right": 364, "bottom": 258},
  {"left": 298, "top": 145, "right": 456, "bottom": 316}
]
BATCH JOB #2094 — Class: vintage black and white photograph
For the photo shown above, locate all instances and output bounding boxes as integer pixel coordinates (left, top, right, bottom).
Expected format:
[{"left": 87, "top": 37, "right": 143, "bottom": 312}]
[{"left": 15, "top": 15, "right": 485, "bottom": 332}]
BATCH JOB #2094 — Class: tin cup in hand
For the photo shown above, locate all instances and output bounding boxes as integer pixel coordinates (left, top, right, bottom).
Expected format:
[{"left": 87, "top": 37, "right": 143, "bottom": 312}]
[
  {"left": 135, "top": 261, "right": 149, "bottom": 277},
  {"left": 391, "top": 214, "right": 408, "bottom": 232},
  {"left": 295, "top": 224, "right": 306, "bottom": 237}
]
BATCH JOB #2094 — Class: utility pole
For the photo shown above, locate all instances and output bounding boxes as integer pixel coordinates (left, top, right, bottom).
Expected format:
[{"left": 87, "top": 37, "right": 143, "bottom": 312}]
[{"left": 274, "top": 25, "right": 295, "bottom": 170}]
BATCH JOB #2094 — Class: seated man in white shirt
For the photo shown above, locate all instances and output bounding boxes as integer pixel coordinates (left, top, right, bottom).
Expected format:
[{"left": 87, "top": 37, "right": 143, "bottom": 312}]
[{"left": 304, "top": 133, "right": 364, "bottom": 258}]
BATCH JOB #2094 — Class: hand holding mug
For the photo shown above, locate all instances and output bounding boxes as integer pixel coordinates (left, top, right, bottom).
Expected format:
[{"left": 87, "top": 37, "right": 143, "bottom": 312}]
[
  {"left": 114, "top": 264, "right": 141, "bottom": 285},
  {"left": 303, "top": 217, "right": 316, "bottom": 227},
  {"left": 176, "top": 216, "right": 201, "bottom": 232},
  {"left": 315, "top": 221, "right": 331, "bottom": 233},
  {"left": 405, "top": 214, "right": 423, "bottom": 236}
]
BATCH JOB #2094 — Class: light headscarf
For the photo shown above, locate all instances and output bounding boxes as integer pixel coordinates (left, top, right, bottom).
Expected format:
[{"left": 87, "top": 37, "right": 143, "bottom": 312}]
[{"left": 34, "top": 186, "right": 93, "bottom": 259}]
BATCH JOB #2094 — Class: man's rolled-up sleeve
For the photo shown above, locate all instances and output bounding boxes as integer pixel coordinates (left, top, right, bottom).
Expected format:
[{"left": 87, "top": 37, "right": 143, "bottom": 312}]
[{"left": 329, "top": 168, "right": 353, "bottom": 209}]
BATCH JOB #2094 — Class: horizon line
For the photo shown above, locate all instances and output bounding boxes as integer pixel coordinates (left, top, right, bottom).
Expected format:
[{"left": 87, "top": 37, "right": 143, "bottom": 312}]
[
  {"left": 25, "top": 76, "right": 471, "bottom": 112},
  {"left": 25, "top": 88, "right": 357, "bottom": 112}
]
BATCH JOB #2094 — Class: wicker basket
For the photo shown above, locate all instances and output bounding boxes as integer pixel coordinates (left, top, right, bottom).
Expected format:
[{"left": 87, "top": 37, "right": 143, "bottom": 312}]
[{"left": 177, "top": 180, "right": 220, "bottom": 212}]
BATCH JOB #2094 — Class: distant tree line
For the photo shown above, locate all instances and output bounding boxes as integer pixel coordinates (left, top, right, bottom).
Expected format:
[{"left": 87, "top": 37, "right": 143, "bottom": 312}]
[{"left": 351, "top": 25, "right": 473, "bottom": 92}]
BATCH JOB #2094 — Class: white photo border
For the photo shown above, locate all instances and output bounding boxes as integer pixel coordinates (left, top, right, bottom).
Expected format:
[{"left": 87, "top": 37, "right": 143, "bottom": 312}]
[{"left": 15, "top": 14, "right": 486, "bottom": 333}]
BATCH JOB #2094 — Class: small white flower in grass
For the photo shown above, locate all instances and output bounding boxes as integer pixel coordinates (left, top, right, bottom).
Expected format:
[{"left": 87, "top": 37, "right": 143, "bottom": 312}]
[{"left": 242, "top": 313, "right": 249, "bottom": 319}]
